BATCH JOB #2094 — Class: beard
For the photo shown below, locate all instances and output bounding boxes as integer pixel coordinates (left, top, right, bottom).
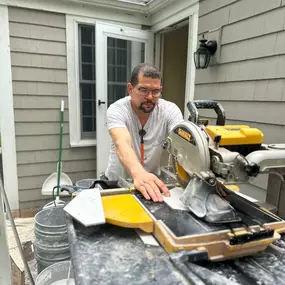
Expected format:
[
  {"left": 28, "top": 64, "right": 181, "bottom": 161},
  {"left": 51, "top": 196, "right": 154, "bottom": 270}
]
[{"left": 139, "top": 100, "right": 156, "bottom": 113}]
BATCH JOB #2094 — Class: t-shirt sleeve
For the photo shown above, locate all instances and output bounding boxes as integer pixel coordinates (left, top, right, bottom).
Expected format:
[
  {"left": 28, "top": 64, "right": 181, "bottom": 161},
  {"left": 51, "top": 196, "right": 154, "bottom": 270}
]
[
  {"left": 166, "top": 102, "right": 184, "bottom": 133},
  {"left": 106, "top": 102, "right": 127, "bottom": 131}
]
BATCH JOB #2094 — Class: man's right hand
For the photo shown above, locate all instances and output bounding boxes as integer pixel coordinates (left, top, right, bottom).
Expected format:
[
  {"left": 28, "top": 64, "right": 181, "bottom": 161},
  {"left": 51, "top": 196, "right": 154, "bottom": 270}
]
[{"left": 133, "top": 170, "right": 170, "bottom": 202}]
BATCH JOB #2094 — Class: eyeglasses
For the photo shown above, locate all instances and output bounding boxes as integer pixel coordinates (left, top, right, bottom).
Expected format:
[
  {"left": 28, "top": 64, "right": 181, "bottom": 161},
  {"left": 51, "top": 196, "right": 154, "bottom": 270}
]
[{"left": 136, "top": 87, "right": 162, "bottom": 97}]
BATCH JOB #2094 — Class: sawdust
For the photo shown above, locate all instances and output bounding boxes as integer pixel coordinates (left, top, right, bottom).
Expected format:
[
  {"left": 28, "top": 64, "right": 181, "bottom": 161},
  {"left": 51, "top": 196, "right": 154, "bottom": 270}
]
[
  {"left": 187, "top": 262, "right": 241, "bottom": 285},
  {"left": 69, "top": 222, "right": 190, "bottom": 284}
]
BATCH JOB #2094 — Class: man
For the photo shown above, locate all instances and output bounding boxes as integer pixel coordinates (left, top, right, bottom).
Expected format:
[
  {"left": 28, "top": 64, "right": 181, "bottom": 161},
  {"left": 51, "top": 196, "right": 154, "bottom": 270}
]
[{"left": 104, "top": 63, "right": 184, "bottom": 202}]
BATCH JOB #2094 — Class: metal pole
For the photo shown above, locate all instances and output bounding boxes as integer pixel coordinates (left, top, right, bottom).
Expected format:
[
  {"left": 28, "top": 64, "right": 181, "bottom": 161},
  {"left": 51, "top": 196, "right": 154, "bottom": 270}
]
[
  {"left": 0, "top": 178, "right": 12, "bottom": 285},
  {"left": 0, "top": 173, "right": 35, "bottom": 285}
]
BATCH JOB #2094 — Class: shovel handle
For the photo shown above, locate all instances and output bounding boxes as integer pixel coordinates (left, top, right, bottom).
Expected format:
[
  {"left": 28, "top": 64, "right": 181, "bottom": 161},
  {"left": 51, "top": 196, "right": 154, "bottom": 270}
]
[{"left": 57, "top": 100, "right": 64, "bottom": 196}]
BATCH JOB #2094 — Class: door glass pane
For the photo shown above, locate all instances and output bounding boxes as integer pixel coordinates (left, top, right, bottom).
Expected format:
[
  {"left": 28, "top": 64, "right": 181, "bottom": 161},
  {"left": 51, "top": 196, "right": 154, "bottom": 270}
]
[
  {"left": 79, "top": 24, "right": 96, "bottom": 139},
  {"left": 107, "top": 37, "right": 145, "bottom": 107}
]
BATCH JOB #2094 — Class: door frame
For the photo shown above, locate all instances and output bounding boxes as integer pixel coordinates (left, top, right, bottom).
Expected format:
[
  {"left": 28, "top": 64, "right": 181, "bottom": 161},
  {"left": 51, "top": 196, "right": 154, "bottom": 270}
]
[
  {"left": 66, "top": 15, "right": 146, "bottom": 148},
  {"left": 152, "top": 12, "right": 199, "bottom": 121},
  {"left": 0, "top": 5, "right": 19, "bottom": 210},
  {"left": 95, "top": 21, "right": 154, "bottom": 177}
]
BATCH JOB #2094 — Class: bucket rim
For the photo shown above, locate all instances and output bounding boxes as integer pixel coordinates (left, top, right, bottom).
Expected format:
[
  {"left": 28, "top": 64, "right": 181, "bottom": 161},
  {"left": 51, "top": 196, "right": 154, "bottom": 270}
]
[
  {"left": 75, "top": 178, "right": 96, "bottom": 187},
  {"left": 34, "top": 206, "right": 67, "bottom": 229},
  {"left": 35, "top": 260, "right": 73, "bottom": 283}
]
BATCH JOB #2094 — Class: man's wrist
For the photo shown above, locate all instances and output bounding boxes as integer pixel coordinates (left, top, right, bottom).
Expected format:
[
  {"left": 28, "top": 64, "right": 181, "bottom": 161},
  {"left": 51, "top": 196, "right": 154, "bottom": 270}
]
[{"left": 130, "top": 164, "right": 145, "bottom": 178}]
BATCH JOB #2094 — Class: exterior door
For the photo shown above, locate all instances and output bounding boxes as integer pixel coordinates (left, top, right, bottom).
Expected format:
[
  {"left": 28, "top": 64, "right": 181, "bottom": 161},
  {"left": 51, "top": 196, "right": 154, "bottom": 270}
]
[{"left": 95, "top": 22, "right": 154, "bottom": 177}]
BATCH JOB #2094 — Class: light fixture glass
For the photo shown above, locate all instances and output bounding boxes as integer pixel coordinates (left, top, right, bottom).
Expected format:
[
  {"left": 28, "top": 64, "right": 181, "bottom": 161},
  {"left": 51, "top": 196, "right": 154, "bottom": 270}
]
[{"left": 194, "top": 36, "right": 217, "bottom": 69}]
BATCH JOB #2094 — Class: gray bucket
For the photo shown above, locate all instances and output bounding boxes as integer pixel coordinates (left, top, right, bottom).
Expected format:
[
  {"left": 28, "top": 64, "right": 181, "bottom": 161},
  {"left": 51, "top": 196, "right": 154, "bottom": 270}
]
[
  {"left": 34, "top": 206, "right": 70, "bottom": 273},
  {"left": 36, "top": 260, "right": 75, "bottom": 285}
]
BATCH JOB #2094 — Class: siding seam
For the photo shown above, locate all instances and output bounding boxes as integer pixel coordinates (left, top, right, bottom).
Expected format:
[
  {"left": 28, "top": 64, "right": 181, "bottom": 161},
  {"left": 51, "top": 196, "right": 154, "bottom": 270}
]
[
  {"left": 11, "top": 51, "right": 66, "bottom": 57},
  {"left": 16, "top": 148, "right": 71, "bottom": 151},
  {"left": 199, "top": 5, "right": 285, "bottom": 30},
  {"left": 17, "top": 159, "right": 96, "bottom": 165},
  {"left": 193, "top": 99, "right": 284, "bottom": 103},
  {"left": 9, "top": 20, "right": 66, "bottom": 30},
  {"left": 10, "top": 35, "right": 65, "bottom": 43},
  {"left": 195, "top": 77, "right": 285, "bottom": 84},
  {"left": 11, "top": 66, "right": 67, "bottom": 71},
  {"left": 195, "top": 78, "right": 284, "bottom": 85},
  {"left": 219, "top": 53, "right": 285, "bottom": 65},
  {"left": 12, "top": 80, "right": 67, "bottom": 84},
  {"left": 14, "top": 94, "right": 68, "bottom": 97},
  {"left": 199, "top": 0, "right": 239, "bottom": 18},
  {"left": 222, "top": 30, "right": 285, "bottom": 46},
  {"left": 18, "top": 170, "right": 97, "bottom": 178}
]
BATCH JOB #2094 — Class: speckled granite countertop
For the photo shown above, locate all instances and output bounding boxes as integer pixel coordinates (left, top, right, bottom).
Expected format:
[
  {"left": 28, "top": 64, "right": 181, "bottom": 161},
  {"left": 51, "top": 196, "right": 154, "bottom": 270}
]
[
  {"left": 66, "top": 213, "right": 285, "bottom": 285},
  {"left": 65, "top": 214, "right": 190, "bottom": 285}
]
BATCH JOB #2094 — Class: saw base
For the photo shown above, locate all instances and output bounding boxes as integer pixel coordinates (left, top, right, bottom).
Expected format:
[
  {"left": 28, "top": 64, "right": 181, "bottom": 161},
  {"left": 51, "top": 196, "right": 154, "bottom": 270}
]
[{"left": 134, "top": 192, "right": 285, "bottom": 261}]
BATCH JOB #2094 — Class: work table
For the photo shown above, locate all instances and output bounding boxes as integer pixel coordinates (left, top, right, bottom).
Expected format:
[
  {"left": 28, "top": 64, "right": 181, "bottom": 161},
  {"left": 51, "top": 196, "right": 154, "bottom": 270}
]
[
  {"left": 66, "top": 212, "right": 285, "bottom": 285},
  {"left": 66, "top": 214, "right": 190, "bottom": 285}
]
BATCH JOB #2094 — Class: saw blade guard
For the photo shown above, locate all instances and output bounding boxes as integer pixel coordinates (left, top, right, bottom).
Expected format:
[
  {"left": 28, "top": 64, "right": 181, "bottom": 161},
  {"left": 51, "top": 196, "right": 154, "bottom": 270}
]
[
  {"left": 166, "top": 121, "right": 210, "bottom": 177},
  {"left": 179, "top": 175, "right": 241, "bottom": 224}
]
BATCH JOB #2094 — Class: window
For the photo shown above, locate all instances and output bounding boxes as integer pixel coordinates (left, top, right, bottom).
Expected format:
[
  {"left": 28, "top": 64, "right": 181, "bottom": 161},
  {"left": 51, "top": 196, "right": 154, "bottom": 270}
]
[
  {"left": 79, "top": 25, "right": 96, "bottom": 138},
  {"left": 107, "top": 38, "right": 145, "bottom": 107},
  {"left": 107, "top": 37, "right": 130, "bottom": 107}
]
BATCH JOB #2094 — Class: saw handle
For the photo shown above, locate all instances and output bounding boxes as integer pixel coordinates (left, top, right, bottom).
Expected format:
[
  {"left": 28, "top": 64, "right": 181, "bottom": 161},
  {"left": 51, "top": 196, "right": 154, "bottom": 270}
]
[{"left": 187, "top": 100, "right": 226, "bottom": 126}]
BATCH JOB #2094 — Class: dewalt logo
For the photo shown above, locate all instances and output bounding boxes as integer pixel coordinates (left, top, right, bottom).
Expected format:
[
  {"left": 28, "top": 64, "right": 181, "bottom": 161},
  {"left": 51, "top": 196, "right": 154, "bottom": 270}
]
[{"left": 178, "top": 128, "right": 191, "bottom": 142}]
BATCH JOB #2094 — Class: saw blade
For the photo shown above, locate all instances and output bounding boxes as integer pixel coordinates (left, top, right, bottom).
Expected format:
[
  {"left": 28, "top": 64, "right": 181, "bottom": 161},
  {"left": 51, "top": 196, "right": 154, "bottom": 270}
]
[{"left": 174, "top": 161, "right": 191, "bottom": 188}]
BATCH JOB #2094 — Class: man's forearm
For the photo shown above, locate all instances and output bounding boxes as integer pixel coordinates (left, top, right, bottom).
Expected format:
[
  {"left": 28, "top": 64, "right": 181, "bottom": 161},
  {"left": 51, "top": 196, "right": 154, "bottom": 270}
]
[{"left": 116, "top": 141, "right": 144, "bottom": 177}]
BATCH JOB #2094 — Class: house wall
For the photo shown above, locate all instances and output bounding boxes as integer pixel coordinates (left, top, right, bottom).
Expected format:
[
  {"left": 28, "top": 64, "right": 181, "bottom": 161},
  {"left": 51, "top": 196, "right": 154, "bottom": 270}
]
[
  {"left": 195, "top": 0, "right": 285, "bottom": 143},
  {"left": 9, "top": 7, "right": 96, "bottom": 209},
  {"left": 194, "top": 0, "right": 285, "bottom": 190}
]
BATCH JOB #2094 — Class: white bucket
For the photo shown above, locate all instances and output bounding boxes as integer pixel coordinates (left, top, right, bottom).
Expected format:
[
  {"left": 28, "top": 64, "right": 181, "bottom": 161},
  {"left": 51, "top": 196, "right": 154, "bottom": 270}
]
[
  {"left": 75, "top": 178, "right": 96, "bottom": 189},
  {"left": 35, "top": 260, "right": 75, "bottom": 285}
]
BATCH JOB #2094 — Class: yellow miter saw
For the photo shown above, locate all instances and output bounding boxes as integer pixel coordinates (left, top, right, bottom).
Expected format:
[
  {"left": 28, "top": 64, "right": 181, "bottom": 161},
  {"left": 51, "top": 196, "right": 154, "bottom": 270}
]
[{"left": 164, "top": 100, "right": 285, "bottom": 225}]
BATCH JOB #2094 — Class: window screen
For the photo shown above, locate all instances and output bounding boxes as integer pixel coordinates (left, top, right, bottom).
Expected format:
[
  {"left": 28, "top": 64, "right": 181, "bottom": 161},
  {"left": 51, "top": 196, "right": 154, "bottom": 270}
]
[{"left": 79, "top": 24, "right": 96, "bottom": 138}]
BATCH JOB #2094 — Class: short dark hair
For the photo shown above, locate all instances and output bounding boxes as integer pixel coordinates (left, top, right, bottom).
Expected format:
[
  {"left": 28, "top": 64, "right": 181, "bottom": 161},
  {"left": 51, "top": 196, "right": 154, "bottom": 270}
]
[{"left": 130, "top": 63, "right": 161, "bottom": 86}]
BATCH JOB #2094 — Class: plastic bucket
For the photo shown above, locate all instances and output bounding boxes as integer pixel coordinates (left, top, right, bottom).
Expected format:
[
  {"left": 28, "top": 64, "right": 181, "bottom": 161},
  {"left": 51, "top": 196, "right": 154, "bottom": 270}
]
[
  {"left": 34, "top": 206, "right": 70, "bottom": 273},
  {"left": 75, "top": 178, "right": 96, "bottom": 189},
  {"left": 35, "top": 260, "right": 75, "bottom": 285}
]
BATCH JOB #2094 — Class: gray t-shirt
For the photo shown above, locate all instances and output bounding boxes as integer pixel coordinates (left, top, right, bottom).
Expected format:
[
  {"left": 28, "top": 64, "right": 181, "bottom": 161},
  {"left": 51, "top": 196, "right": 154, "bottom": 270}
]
[{"left": 105, "top": 96, "right": 184, "bottom": 180}]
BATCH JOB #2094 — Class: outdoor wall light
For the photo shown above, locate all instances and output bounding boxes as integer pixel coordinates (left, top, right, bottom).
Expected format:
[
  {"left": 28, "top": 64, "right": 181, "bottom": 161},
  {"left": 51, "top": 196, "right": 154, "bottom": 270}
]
[{"left": 194, "top": 36, "right": 217, "bottom": 69}]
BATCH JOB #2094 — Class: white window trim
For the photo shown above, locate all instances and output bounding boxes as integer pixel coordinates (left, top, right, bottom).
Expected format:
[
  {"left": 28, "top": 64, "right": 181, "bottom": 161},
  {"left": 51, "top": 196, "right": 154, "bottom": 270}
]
[
  {"left": 66, "top": 15, "right": 98, "bottom": 147},
  {"left": 0, "top": 5, "right": 19, "bottom": 210},
  {"left": 184, "top": 12, "right": 199, "bottom": 120}
]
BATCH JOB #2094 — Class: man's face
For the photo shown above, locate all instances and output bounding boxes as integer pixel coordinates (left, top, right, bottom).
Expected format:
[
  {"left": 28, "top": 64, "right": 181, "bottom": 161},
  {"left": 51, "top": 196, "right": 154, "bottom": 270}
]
[{"left": 127, "top": 72, "right": 162, "bottom": 114}]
